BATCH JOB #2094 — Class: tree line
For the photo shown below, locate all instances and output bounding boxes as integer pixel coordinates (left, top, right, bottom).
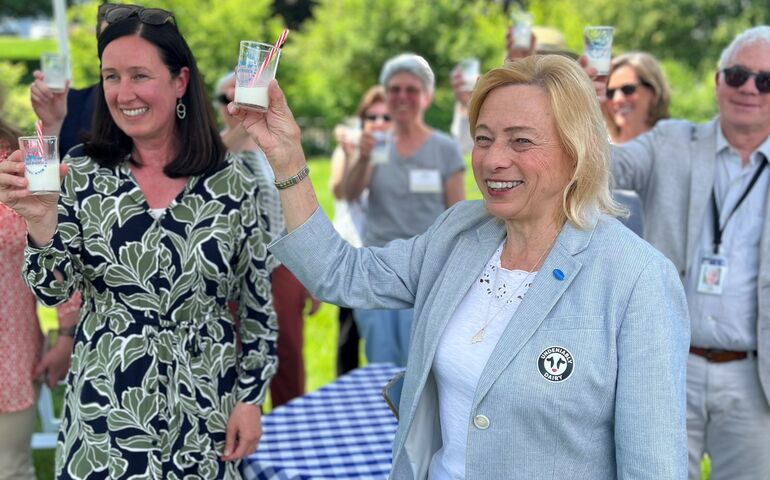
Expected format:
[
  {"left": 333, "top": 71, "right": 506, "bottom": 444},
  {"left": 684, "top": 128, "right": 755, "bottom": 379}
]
[{"left": 2, "top": 0, "right": 767, "bottom": 151}]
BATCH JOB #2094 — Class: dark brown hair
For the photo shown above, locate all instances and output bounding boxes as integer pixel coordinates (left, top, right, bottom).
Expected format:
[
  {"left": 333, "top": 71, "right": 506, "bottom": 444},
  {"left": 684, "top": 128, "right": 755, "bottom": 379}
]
[{"left": 83, "top": 14, "right": 225, "bottom": 177}]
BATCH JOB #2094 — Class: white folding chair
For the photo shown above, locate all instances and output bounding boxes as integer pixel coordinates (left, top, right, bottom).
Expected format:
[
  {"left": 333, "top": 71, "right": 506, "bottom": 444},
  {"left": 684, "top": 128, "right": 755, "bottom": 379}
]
[{"left": 31, "top": 383, "right": 61, "bottom": 449}]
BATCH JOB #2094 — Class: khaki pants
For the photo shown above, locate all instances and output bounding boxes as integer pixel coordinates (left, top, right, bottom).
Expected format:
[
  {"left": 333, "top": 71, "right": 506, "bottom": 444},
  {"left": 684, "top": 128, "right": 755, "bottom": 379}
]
[
  {"left": 687, "top": 353, "right": 770, "bottom": 480},
  {"left": 0, "top": 401, "right": 38, "bottom": 480}
]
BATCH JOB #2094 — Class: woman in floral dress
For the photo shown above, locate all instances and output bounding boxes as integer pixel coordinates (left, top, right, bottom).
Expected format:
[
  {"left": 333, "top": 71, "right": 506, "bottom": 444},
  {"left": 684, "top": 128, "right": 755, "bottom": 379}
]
[{"left": 0, "top": 7, "right": 276, "bottom": 479}]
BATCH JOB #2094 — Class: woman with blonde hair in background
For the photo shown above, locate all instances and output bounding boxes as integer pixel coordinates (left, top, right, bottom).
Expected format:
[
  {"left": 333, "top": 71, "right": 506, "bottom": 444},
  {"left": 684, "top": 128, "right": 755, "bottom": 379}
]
[
  {"left": 603, "top": 51, "right": 671, "bottom": 236},
  {"left": 604, "top": 51, "right": 671, "bottom": 144},
  {"left": 329, "top": 85, "right": 391, "bottom": 374}
]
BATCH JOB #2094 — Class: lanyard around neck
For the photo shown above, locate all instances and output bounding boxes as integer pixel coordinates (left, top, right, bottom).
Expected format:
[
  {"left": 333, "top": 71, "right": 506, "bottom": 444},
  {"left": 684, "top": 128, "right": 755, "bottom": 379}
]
[{"left": 710, "top": 159, "right": 767, "bottom": 254}]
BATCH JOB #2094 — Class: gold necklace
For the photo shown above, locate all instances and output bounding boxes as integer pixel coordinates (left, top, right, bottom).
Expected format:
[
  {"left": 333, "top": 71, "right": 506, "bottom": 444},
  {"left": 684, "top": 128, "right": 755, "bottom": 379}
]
[{"left": 470, "top": 237, "right": 555, "bottom": 344}]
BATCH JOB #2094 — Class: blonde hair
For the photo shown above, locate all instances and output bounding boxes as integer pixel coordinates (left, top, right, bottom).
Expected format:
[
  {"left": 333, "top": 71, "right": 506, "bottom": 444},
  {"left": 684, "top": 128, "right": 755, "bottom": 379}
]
[
  {"left": 356, "top": 85, "right": 386, "bottom": 121},
  {"left": 468, "top": 55, "right": 623, "bottom": 229},
  {"left": 606, "top": 52, "right": 671, "bottom": 136}
]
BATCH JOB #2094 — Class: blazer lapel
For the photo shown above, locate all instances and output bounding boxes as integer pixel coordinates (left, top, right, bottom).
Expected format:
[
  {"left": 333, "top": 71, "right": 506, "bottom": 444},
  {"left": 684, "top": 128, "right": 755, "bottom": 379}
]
[
  {"left": 685, "top": 119, "right": 719, "bottom": 270},
  {"left": 417, "top": 217, "right": 506, "bottom": 377},
  {"left": 473, "top": 220, "right": 591, "bottom": 405}
]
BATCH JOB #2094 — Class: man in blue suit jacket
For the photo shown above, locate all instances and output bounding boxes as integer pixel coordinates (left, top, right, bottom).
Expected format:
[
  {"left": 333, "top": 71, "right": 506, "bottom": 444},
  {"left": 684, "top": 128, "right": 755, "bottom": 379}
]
[{"left": 611, "top": 26, "right": 770, "bottom": 480}]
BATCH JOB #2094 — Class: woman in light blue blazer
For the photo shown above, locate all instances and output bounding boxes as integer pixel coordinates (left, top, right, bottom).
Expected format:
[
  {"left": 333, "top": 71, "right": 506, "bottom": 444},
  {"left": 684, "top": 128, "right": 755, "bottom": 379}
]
[{"left": 229, "top": 55, "right": 689, "bottom": 479}]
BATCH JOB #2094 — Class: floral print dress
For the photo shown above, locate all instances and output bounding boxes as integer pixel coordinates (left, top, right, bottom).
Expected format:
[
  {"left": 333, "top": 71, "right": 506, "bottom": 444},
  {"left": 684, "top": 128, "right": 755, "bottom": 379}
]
[{"left": 22, "top": 153, "right": 277, "bottom": 479}]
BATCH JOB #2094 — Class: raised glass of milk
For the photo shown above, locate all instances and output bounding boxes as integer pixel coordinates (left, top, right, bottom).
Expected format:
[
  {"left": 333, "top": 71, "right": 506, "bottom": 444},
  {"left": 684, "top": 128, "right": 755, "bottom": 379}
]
[
  {"left": 40, "top": 53, "right": 69, "bottom": 92},
  {"left": 19, "top": 136, "right": 60, "bottom": 195},
  {"left": 234, "top": 41, "right": 282, "bottom": 112},
  {"left": 583, "top": 26, "right": 614, "bottom": 76}
]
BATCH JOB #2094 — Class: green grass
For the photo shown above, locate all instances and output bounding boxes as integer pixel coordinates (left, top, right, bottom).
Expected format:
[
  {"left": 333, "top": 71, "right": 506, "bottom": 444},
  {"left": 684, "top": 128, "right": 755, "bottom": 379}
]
[
  {"left": 0, "top": 37, "right": 58, "bottom": 61},
  {"left": 32, "top": 155, "right": 712, "bottom": 479}
]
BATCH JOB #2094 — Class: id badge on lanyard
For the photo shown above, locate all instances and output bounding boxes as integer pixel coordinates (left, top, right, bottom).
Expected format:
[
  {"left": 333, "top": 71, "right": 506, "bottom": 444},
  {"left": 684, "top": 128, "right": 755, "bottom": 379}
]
[
  {"left": 698, "top": 160, "right": 767, "bottom": 295},
  {"left": 697, "top": 253, "right": 728, "bottom": 295}
]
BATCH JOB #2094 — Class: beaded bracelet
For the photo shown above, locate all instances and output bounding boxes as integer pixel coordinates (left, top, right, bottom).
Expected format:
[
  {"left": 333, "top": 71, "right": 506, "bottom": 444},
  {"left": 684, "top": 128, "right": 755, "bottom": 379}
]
[{"left": 274, "top": 165, "right": 310, "bottom": 190}]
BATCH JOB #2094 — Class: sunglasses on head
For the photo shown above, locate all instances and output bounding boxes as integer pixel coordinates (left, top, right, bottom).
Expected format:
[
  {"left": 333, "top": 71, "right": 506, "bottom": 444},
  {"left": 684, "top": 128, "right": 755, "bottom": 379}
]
[
  {"left": 103, "top": 5, "right": 175, "bottom": 27},
  {"left": 364, "top": 114, "right": 391, "bottom": 122},
  {"left": 722, "top": 65, "right": 770, "bottom": 94},
  {"left": 607, "top": 81, "right": 652, "bottom": 100}
]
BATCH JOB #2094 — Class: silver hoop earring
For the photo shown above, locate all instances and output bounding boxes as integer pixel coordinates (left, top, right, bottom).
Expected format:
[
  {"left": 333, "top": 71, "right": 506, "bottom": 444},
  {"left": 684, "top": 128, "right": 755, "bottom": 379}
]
[{"left": 176, "top": 98, "right": 187, "bottom": 120}]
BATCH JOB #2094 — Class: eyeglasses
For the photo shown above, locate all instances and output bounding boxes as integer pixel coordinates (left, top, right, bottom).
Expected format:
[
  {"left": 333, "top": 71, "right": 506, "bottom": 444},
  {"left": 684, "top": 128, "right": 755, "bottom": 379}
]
[
  {"left": 103, "top": 5, "right": 176, "bottom": 27},
  {"left": 607, "top": 81, "right": 652, "bottom": 100},
  {"left": 217, "top": 93, "right": 231, "bottom": 105},
  {"left": 364, "top": 114, "right": 391, "bottom": 122},
  {"left": 721, "top": 66, "right": 770, "bottom": 94},
  {"left": 386, "top": 85, "right": 421, "bottom": 97}
]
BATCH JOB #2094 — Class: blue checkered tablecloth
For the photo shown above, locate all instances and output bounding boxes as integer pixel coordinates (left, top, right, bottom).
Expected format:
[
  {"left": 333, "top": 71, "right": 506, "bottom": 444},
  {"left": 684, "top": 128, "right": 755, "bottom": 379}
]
[{"left": 243, "top": 363, "right": 404, "bottom": 480}]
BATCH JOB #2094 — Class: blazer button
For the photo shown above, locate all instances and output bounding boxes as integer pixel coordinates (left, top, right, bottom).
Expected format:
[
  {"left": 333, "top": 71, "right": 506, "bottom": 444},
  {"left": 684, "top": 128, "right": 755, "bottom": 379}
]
[{"left": 473, "top": 414, "right": 490, "bottom": 430}]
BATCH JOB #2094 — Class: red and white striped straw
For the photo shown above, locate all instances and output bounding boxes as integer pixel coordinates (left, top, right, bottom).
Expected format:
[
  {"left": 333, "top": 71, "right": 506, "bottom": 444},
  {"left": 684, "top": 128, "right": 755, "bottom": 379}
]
[
  {"left": 35, "top": 120, "right": 45, "bottom": 155},
  {"left": 254, "top": 28, "right": 289, "bottom": 83}
]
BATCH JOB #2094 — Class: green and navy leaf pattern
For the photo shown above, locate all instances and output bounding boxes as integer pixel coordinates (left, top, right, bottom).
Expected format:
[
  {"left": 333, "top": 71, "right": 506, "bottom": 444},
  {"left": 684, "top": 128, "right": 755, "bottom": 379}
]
[{"left": 23, "top": 154, "right": 277, "bottom": 479}]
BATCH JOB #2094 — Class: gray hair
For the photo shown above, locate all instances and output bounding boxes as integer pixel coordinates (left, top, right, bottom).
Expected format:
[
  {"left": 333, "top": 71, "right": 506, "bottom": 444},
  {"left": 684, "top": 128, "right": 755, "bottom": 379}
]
[
  {"left": 215, "top": 71, "right": 235, "bottom": 94},
  {"left": 718, "top": 26, "right": 770, "bottom": 69},
  {"left": 379, "top": 53, "right": 435, "bottom": 93}
]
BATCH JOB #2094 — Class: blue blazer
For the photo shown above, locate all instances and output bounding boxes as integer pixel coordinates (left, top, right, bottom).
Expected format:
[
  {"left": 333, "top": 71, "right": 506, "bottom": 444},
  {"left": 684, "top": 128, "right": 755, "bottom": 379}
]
[{"left": 271, "top": 201, "right": 689, "bottom": 479}]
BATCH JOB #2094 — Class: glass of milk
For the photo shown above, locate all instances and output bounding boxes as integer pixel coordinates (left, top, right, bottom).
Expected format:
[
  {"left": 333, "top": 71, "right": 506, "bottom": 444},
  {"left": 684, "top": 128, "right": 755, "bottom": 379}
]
[
  {"left": 234, "top": 41, "right": 281, "bottom": 112},
  {"left": 458, "top": 58, "right": 480, "bottom": 92},
  {"left": 510, "top": 10, "right": 533, "bottom": 50},
  {"left": 583, "top": 26, "right": 614, "bottom": 76},
  {"left": 19, "top": 136, "right": 60, "bottom": 195},
  {"left": 370, "top": 131, "right": 390, "bottom": 166},
  {"left": 40, "top": 53, "right": 69, "bottom": 92}
]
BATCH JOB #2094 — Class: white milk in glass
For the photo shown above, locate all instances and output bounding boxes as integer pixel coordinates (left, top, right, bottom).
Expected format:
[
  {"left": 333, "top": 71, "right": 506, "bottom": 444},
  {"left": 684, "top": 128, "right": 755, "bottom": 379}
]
[
  {"left": 20, "top": 136, "right": 60, "bottom": 194},
  {"left": 588, "top": 57, "right": 611, "bottom": 76},
  {"left": 26, "top": 160, "right": 60, "bottom": 194},
  {"left": 235, "top": 85, "right": 269, "bottom": 111}
]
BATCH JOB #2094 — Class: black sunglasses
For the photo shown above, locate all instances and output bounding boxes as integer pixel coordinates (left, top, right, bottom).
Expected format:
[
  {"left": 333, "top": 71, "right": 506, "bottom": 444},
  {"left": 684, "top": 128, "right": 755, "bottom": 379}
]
[
  {"left": 103, "top": 5, "right": 176, "bottom": 27},
  {"left": 607, "top": 81, "right": 652, "bottom": 100},
  {"left": 216, "top": 93, "right": 231, "bottom": 105},
  {"left": 364, "top": 114, "right": 391, "bottom": 122},
  {"left": 722, "top": 65, "right": 770, "bottom": 94}
]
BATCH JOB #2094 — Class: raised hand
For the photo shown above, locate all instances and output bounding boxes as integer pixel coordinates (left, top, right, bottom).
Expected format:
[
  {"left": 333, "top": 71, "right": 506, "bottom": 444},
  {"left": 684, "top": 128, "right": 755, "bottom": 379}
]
[
  {"left": 505, "top": 28, "right": 537, "bottom": 63},
  {"left": 227, "top": 80, "right": 305, "bottom": 177},
  {"left": 228, "top": 80, "right": 318, "bottom": 232},
  {"left": 450, "top": 68, "right": 472, "bottom": 108},
  {"left": 30, "top": 70, "right": 69, "bottom": 136},
  {"left": 0, "top": 150, "right": 66, "bottom": 245},
  {"left": 578, "top": 56, "right": 608, "bottom": 103}
]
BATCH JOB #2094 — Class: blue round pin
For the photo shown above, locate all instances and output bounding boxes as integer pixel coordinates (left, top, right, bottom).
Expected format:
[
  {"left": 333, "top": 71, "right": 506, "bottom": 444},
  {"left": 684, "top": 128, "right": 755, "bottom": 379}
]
[{"left": 553, "top": 269, "right": 565, "bottom": 281}]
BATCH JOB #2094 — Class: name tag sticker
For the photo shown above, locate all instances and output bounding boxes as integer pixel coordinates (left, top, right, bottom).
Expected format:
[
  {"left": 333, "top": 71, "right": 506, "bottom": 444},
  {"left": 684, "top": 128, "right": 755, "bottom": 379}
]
[
  {"left": 409, "top": 169, "right": 442, "bottom": 193},
  {"left": 696, "top": 254, "right": 728, "bottom": 295}
]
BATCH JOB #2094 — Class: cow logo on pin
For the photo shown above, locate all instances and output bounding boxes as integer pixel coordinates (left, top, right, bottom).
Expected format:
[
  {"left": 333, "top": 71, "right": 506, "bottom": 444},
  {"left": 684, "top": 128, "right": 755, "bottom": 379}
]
[{"left": 537, "top": 346, "right": 574, "bottom": 383}]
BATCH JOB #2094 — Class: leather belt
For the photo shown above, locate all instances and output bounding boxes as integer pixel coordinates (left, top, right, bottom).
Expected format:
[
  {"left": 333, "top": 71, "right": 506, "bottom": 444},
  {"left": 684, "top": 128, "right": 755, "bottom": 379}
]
[{"left": 689, "top": 346, "right": 756, "bottom": 363}]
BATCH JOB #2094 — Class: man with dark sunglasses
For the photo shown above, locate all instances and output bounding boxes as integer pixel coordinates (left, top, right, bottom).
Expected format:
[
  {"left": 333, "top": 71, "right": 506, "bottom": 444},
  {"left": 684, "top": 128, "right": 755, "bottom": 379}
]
[{"left": 610, "top": 26, "right": 770, "bottom": 480}]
